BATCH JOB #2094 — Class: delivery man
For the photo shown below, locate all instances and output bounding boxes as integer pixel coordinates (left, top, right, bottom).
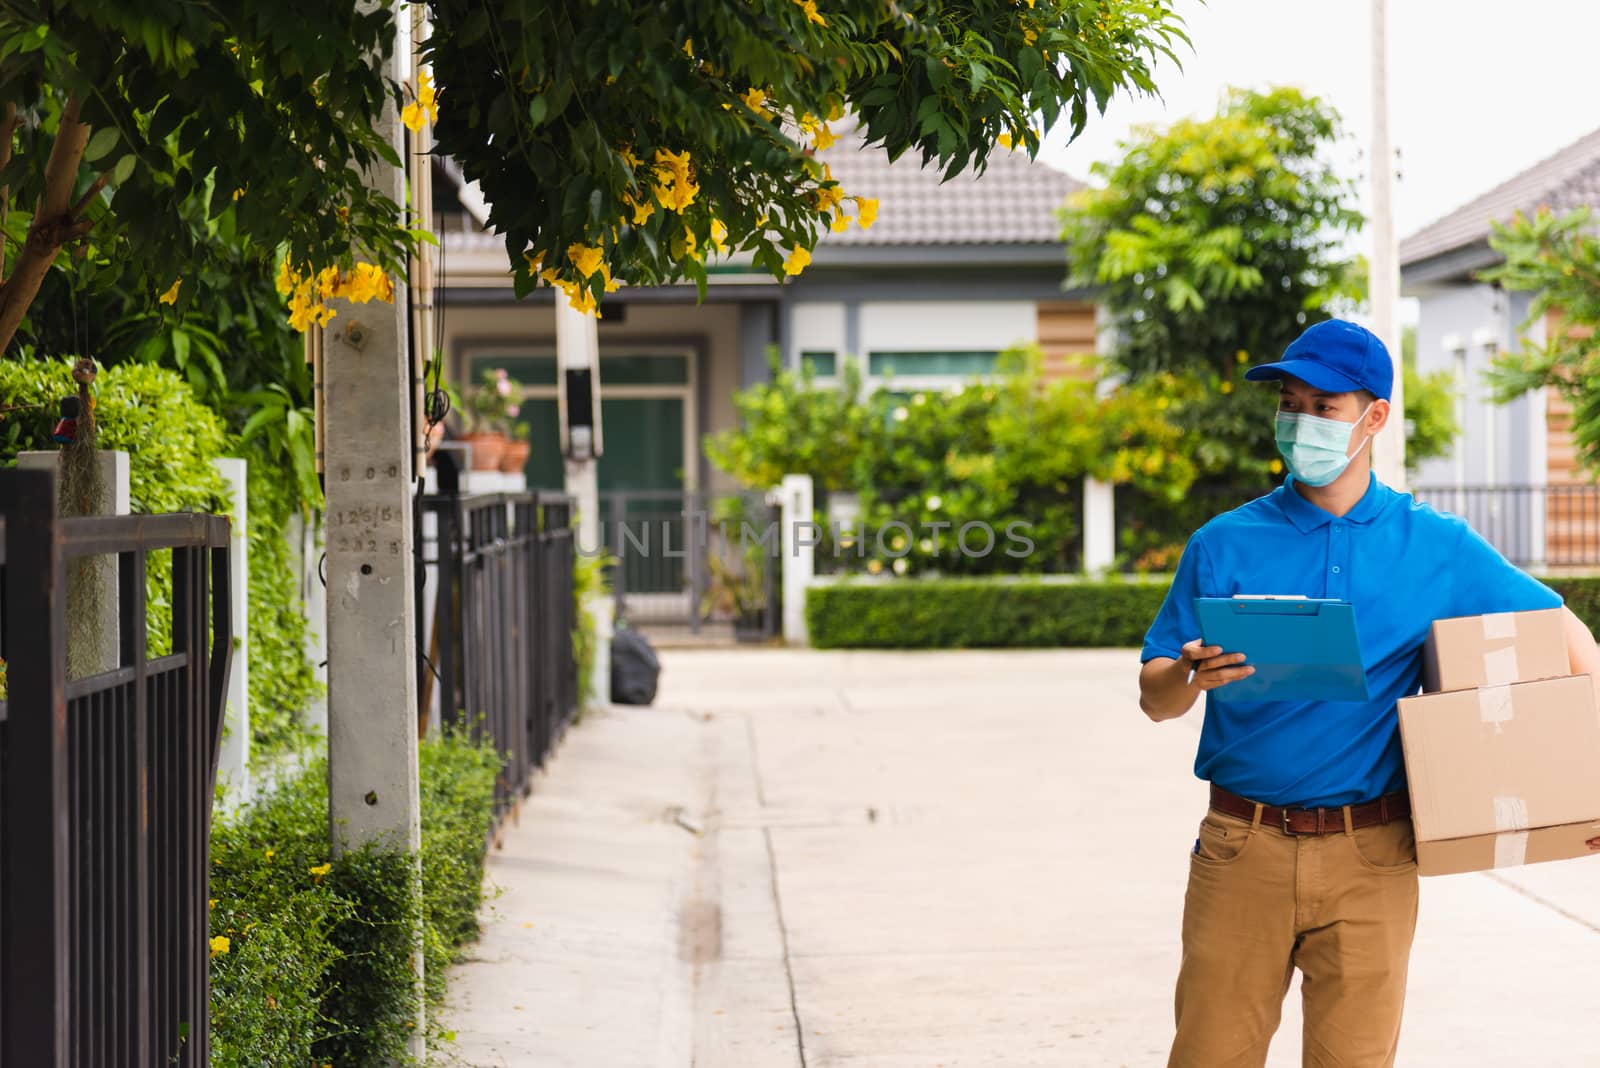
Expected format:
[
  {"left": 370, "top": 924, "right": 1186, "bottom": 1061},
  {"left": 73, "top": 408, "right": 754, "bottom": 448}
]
[{"left": 1137, "top": 317, "right": 1600, "bottom": 1067}]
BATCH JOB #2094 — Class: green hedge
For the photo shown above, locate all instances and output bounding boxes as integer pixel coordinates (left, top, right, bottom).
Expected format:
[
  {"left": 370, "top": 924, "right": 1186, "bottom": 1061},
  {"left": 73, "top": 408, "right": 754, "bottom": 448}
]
[
  {"left": 209, "top": 729, "right": 500, "bottom": 1065},
  {"left": 806, "top": 578, "right": 1173, "bottom": 649},
  {"left": 806, "top": 575, "right": 1600, "bottom": 649}
]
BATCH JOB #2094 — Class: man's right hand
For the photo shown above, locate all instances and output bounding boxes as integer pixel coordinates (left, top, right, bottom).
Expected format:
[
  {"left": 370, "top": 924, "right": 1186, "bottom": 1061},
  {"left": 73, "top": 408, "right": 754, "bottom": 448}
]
[
  {"left": 1138, "top": 639, "right": 1255, "bottom": 721},
  {"left": 1179, "top": 638, "right": 1255, "bottom": 692}
]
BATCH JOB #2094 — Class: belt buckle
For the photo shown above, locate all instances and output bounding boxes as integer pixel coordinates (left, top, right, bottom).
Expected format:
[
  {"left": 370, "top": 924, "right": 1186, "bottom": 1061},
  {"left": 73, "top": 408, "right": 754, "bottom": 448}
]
[{"left": 1280, "top": 807, "right": 1295, "bottom": 835}]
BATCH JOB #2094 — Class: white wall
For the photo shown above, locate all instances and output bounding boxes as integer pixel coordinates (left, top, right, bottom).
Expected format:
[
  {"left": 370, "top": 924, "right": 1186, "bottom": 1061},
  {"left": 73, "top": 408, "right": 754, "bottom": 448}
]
[
  {"left": 1412, "top": 283, "right": 1542, "bottom": 489},
  {"left": 858, "top": 300, "right": 1037, "bottom": 354}
]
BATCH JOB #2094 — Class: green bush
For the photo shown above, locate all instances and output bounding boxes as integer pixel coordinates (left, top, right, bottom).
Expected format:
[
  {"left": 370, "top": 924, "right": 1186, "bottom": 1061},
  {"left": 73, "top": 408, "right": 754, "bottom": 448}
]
[
  {"left": 806, "top": 577, "right": 1173, "bottom": 649},
  {"left": 209, "top": 729, "right": 502, "bottom": 1065},
  {"left": 806, "top": 574, "right": 1600, "bottom": 650},
  {"left": 1546, "top": 576, "right": 1600, "bottom": 637},
  {"left": 0, "top": 356, "right": 318, "bottom": 761}
]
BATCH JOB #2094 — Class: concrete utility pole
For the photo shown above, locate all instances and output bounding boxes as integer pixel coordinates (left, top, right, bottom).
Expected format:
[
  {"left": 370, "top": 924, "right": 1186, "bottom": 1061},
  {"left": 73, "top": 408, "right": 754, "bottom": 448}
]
[
  {"left": 1369, "top": 0, "right": 1407, "bottom": 488},
  {"left": 323, "top": 4, "right": 425, "bottom": 1054}
]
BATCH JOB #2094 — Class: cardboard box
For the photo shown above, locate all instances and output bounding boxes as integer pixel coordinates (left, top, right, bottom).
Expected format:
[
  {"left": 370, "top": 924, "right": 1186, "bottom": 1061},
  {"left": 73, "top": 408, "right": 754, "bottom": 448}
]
[
  {"left": 1422, "top": 608, "right": 1569, "bottom": 693},
  {"left": 1397, "top": 674, "right": 1600, "bottom": 876}
]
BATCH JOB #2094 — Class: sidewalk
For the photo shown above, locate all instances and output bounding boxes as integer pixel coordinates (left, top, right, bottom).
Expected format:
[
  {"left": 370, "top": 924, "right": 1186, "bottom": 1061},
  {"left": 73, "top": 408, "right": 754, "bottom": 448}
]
[{"left": 441, "top": 648, "right": 1600, "bottom": 1067}]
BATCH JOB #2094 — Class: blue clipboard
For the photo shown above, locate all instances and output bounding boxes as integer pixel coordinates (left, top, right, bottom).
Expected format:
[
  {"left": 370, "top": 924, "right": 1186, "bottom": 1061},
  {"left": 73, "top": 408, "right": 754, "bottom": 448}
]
[{"left": 1193, "top": 596, "right": 1369, "bottom": 703}]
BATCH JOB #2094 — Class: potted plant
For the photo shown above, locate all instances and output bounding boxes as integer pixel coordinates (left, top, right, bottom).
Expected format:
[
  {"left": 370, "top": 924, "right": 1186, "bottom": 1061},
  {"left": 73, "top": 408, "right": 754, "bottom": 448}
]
[
  {"left": 500, "top": 413, "right": 532, "bottom": 473},
  {"left": 460, "top": 367, "right": 519, "bottom": 471}
]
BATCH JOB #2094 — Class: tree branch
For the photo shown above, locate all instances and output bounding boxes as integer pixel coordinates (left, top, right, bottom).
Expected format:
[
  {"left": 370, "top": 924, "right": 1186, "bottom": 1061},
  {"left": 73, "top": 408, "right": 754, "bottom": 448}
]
[
  {"left": 70, "top": 170, "right": 111, "bottom": 219},
  {"left": 0, "top": 95, "right": 91, "bottom": 355},
  {"left": 0, "top": 101, "right": 18, "bottom": 282}
]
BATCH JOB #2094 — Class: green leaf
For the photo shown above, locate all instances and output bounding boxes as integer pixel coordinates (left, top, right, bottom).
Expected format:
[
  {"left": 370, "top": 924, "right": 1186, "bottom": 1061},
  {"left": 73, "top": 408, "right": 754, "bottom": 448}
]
[
  {"left": 83, "top": 126, "right": 119, "bottom": 163},
  {"left": 111, "top": 153, "right": 136, "bottom": 186}
]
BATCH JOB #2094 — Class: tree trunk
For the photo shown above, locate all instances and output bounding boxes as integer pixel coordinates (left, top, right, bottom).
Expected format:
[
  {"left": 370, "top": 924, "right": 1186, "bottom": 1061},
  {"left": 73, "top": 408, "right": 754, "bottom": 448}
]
[{"left": 0, "top": 96, "right": 92, "bottom": 355}]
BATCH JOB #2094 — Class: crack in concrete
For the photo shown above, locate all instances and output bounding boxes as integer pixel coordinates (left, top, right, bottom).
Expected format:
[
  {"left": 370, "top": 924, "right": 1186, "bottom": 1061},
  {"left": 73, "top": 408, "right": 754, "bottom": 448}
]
[{"left": 748, "top": 711, "right": 809, "bottom": 1068}]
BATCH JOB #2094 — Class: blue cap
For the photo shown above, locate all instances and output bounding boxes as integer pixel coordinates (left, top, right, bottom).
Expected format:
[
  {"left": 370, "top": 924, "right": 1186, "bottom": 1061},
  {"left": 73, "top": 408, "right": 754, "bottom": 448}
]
[{"left": 1243, "top": 319, "right": 1394, "bottom": 400}]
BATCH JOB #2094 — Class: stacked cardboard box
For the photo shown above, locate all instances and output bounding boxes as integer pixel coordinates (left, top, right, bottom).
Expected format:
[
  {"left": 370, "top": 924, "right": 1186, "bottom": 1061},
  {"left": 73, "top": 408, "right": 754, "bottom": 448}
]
[{"left": 1397, "top": 607, "right": 1600, "bottom": 876}]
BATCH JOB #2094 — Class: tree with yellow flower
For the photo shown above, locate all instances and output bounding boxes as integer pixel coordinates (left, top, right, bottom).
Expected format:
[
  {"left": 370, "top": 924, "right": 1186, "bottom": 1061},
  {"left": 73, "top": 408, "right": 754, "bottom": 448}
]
[{"left": 423, "top": 0, "right": 1187, "bottom": 310}]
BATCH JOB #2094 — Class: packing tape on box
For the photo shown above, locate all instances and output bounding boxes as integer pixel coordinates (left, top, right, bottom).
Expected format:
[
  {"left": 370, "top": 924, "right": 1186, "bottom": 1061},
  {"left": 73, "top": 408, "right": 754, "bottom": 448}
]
[
  {"left": 1477, "top": 684, "right": 1514, "bottom": 730},
  {"left": 1494, "top": 831, "right": 1530, "bottom": 868},
  {"left": 1492, "top": 796, "right": 1531, "bottom": 869},
  {"left": 1481, "top": 613, "right": 1519, "bottom": 640},
  {"left": 1482, "top": 646, "right": 1521, "bottom": 686}
]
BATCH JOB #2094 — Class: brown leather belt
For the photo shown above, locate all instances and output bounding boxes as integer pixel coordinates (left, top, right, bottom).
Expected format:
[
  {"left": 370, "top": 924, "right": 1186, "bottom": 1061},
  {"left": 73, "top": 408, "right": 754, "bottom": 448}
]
[{"left": 1210, "top": 784, "right": 1410, "bottom": 836}]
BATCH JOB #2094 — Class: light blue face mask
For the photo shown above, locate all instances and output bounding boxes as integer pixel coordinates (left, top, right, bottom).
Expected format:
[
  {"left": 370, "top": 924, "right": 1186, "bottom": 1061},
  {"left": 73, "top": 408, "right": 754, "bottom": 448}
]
[{"left": 1274, "top": 402, "right": 1374, "bottom": 487}]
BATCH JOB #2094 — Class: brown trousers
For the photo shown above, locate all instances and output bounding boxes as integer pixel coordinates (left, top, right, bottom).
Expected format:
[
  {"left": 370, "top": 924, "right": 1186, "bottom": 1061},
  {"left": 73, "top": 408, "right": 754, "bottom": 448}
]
[{"left": 1167, "top": 803, "right": 1420, "bottom": 1067}]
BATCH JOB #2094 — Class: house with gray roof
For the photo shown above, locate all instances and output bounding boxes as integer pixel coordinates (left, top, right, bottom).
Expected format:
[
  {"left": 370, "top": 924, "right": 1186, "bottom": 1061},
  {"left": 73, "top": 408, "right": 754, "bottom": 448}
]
[
  {"left": 1400, "top": 126, "right": 1600, "bottom": 567},
  {"left": 433, "top": 133, "right": 1099, "bottom": 498}
]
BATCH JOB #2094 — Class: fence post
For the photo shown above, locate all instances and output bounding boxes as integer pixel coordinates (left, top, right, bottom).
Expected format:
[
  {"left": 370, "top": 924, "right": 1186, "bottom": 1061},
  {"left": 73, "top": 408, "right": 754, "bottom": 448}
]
[
  {"left": 0, "top": 467, "right": 70, "bottom": 1066},
  {"left": 212, "top": 458, "right": 251, "bottom": 808},
  {"left": 780, "top": 473, "right": 814, "bottom": 646},
  {"left": 19, "top": 449, "right": 129, "bottom": 678},
  {"left": 586, "top": 593, "right": 613, "bottom": 707},
  {"left": 1083, "top": 477, "right": 1116, "bottom": 575}
]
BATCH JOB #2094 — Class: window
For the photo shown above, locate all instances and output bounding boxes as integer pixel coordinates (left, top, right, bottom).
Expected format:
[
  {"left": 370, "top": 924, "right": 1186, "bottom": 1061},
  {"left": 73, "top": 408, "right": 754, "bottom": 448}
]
[
  {"left": 867, "top": 351, "right": 1001, "bottom": 377},
  {"left": 800, "top": 350, "right": 838, "bottom": 377}
]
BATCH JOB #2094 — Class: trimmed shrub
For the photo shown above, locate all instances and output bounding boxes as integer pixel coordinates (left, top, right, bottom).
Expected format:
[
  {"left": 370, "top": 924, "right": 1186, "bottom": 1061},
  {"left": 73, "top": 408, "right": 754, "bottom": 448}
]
[
  {"left": 0, "top": 356, "right": 318, "bottom": 761},
  {"left": 209, "top": 729, "right": 501, "bottom": 1065},
  {"left": 806, "top": 578, "right": 1173, "bottom": 649},
  {"left": 807, "top": 574, "right": 1600, "bottom": 649}
]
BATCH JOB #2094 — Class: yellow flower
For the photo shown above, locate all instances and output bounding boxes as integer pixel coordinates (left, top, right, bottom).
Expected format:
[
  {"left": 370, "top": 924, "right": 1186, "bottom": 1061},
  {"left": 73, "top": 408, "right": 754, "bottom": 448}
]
[
  {"left": 1235, "top": 349, "right": 1250, "bottom": 364},
  {"left": 811, "top": 124, "right": 837, "bottom": 151},
  {"left": 799, "top": 113, "right": 820, "bottom": 135},
  {"left": 567, "top": 242, "right": 604, "bottom": 279},
  {"left": 231, "top": 186, "right": 246, "bottom": 201},
  {"left": 566, "top": 282, "right": 600, "bottom": 317},
  {"left": 524, "top": 251, "right": 544, "bottom": 276},
  {"left": 997, "top": 132, "right": 1014, "bottom": 149},
  {"left": 815, "top": 183, "right": 845, "bottom": 214},
  {"left": 209, "top": 936, "right": 231, "bottom": 959},
  {"left": 316, "top": 265, "right": 341, "bottom": 300},
  {"left": 794, "top": 0, "right": 828, "bottom": 27},
  {"left": 619, "top": 144, "right": 642, "bottom": 169},
  {"left": 830, "top": 215, "right": 850, "bottom": 232},
  {"left": 275, "top": 258, "right": 296, "bottom": 297},
  {"left": 854, "top": 197, "right": 879, "bottom": 229},
  {"left": 1269, "top": 458, "right": 1285, "bottom": 474},
  {"left": 622, "top": 188, "right": 655, "bottom": 225},
  {"left": 1023, "top": 26, "right": 1037, "bottom": 45},
  {"left": 682, "top": 38, "right": 694, "bottom": 57},
  {"left": 418, "top": 69, "right": 438, "bottom": 121},
  {"left": 309, "top": 863, "right": 332, "bottom": 878},
  {"left": 1220, "top": 380, "right": 1234, "bottom": 394},
  {"left": 208, "top": 898, "right": 217, "bottom": 910},
  {"left": 671, "top": 226, "right": 699, "bottom": 261},
  {"left": 402, "top": 100, "right": 426, "bottom": 133},
  {"left": 265, "top": 849, "right": 275, "bottom": 860},
  {"left": 742, "top": 87, "right": 768, "bottom": 114},
  {"left": 710, "top": 218, "right": 729, "bottom": 254},
  {"left": 826, "top": 102, "right": 844, "bottom": 123},
  {"left": 158, "top": 279, "right": 181, "bottom": 305},
  {"left": 651, "top": 148, "right": 699, "bottom": 212},
  {"left": 783, "top": 245, "right": 811, "bottom": 276},
  {"left": 598, "top": 261, "right": 621, "bottom": 293}
]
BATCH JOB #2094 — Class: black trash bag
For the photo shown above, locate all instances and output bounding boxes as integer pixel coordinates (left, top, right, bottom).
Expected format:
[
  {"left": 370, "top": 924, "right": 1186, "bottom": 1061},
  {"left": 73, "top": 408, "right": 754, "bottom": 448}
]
[{"left": 611, "top": 625, "right": 661, "bottom": 706}]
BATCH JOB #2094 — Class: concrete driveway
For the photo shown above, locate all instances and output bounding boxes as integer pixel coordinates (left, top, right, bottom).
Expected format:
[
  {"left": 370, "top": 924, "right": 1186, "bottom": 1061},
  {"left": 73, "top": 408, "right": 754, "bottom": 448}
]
[{"left": 441, "top": 648, "right": 1600, "bottom": 1067}]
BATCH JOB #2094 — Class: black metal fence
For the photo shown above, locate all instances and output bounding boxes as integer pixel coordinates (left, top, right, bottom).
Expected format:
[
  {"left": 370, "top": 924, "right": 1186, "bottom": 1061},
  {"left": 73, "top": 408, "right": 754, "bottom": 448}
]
[
  {"left": 0, "top": 468, "right": 233, "bottom": 1067},
  {"left": 599, "top": 489, "right": 780, "bottom": 640},
  {"left": 419, "top": 491, "right": 578, "bottom": 819},
  {"left": 1411, "top": 484, "right": 1600, "bottom": 568}
]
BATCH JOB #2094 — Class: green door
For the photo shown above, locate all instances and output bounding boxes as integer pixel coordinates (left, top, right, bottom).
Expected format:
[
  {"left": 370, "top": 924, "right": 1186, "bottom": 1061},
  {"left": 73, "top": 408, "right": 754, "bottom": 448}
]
[{"left": 598, "top": 396, "right": 685, "bottom": 596}]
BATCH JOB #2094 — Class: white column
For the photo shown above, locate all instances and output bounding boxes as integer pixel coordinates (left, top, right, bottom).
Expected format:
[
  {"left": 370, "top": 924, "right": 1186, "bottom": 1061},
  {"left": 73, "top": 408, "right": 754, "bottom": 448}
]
[
  {"left": 19, "top": 449, "right": 128, "bottom": 678},
  {"left": 1369, "top": 0, "right": 1407, "bottom": 488},
  {"left": 1082, "top": 478, "right": 1116, "bottom": 575},
  {"left": 780, "top": 474, "right": 815, "bottom": 646},
  {"left": 212, "top": 458, "right": 251, "bottom": 810},
  {"left": 586, "top": 594, "right": 613, "bottom": 707},
  {"left": 557, "top": 300, "right": 602, "bottom": 555}
]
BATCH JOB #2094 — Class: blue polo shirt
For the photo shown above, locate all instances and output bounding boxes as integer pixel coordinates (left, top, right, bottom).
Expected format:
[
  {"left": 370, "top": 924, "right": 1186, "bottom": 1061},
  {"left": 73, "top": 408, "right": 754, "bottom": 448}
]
[{"left": 1141, "top": 473, "right": 1563, "bottom": 808}]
